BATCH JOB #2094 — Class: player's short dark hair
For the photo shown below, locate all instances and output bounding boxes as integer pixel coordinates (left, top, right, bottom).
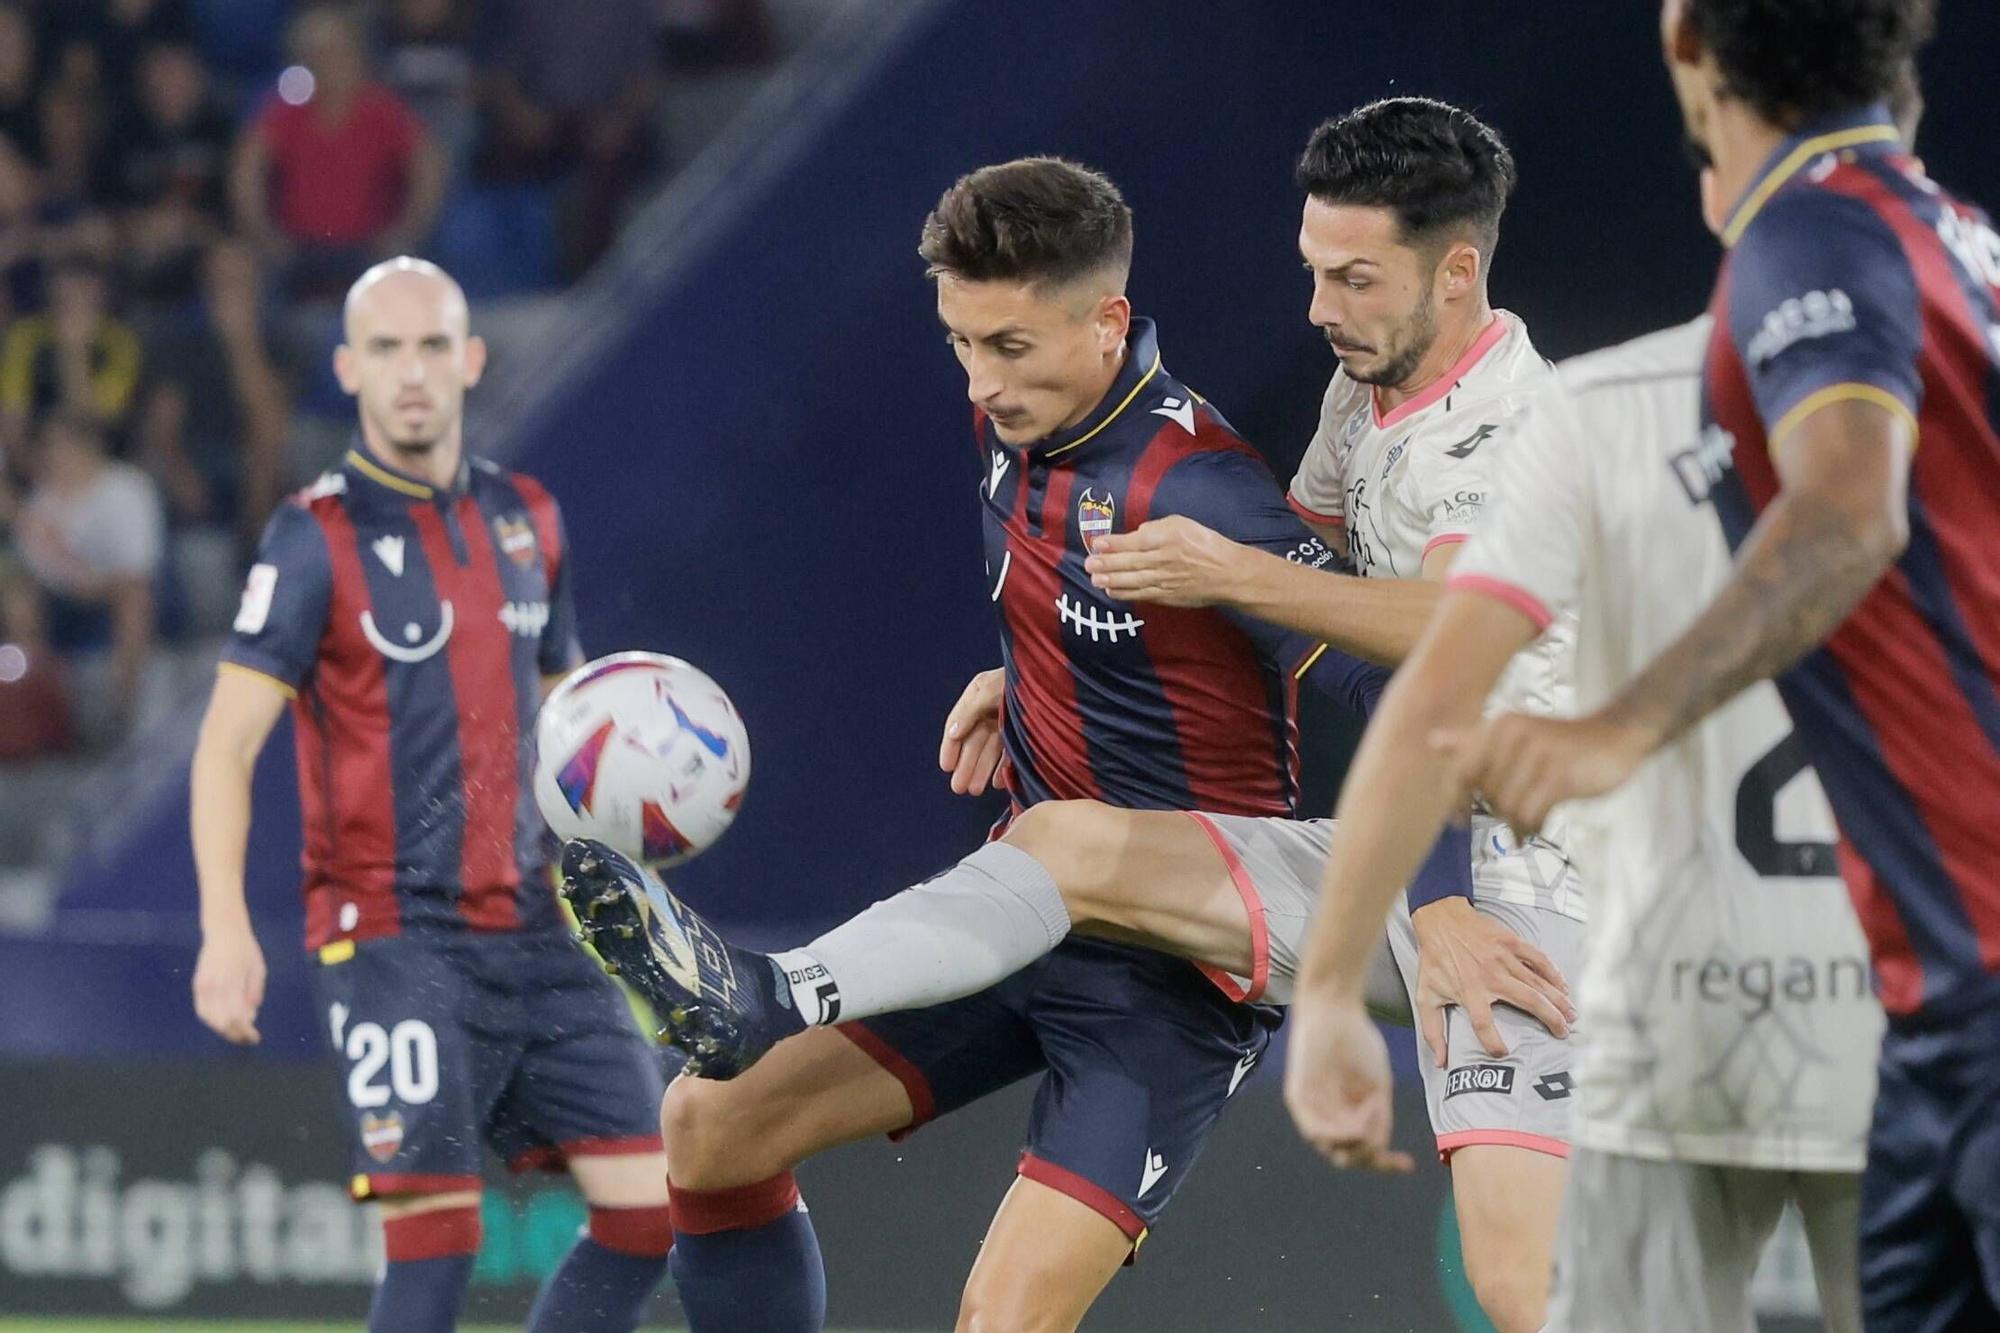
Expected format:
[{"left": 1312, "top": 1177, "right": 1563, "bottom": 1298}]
[
  {"left": 1295, "top": 98, "right": 1516, "bottom": 260},
  {"left": 1684, "top": 0, "right": 1933, "bottom": 129},
  {"left": 918, "top": 157, "right": 1134, "bottom": 290}
]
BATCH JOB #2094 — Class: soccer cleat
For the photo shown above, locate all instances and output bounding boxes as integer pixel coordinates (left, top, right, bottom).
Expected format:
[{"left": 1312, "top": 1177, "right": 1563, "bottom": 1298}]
[{"left": 560, "top": 838, "right": 799, "bottom": 1079}]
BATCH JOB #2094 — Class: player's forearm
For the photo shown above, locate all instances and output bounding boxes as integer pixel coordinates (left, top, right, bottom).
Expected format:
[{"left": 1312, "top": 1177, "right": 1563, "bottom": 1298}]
[
  {"left": 1296, "top": 658, "right": 1479, "bottom": 1000},
  {"left": 1599, "top": 477, "right": 1905, "bottom": 757},
  {"left": 1224, "top": 546, "right": 1439, "bottom": 667},
  {"left": 189, "top": 736, "right": 257, "bottom": 933}
]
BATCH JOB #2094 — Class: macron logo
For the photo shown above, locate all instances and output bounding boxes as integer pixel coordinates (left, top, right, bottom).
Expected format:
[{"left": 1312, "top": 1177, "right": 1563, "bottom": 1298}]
[
  {"left": 1151, "top": 395, "right": 1197, "bottom": 435},
  {"left": 371, "top": 535, "right": 405, "bottom": 577},
  {"left": 987, "top": 450, "right": 1011, "bottom": 497},
  {"left": 1139, "top": 1149, "right": 1169, "bottom": 1198}
]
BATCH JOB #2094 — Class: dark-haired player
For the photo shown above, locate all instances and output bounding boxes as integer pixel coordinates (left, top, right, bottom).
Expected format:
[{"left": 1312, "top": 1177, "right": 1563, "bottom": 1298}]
[
  {"left": 189, "top": 259, "right": 674, "bottom": 1333},
  {"left": 1289, "top": 3, "right": 2000, "bottom": 1330},
  {"left": 562, "top": 155, "right": 1565, "bottom": 1331}
]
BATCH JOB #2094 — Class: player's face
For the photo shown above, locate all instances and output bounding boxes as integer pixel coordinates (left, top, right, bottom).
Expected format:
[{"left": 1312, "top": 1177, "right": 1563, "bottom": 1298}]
[
  {"left": 1299, "top": 198, "right": 1441, "bottom": 390},
  {"left": 936, "top": 273, "right": 1129, "bottom": 446},
  {"left": 335, "top": 273, "right": 486, "bottom": 456}
]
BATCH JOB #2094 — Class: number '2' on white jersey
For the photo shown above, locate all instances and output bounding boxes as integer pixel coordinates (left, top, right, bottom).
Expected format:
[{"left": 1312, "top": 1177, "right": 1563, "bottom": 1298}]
[{"left": 1449, "top": 317, "right": 1881, "bottom": 1171}]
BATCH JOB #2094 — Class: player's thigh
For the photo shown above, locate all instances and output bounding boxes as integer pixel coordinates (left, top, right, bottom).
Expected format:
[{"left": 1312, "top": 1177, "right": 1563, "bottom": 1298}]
[
  {"left": 1449, "top": 1142, "right": 1565, "bottom": 1333},
  {"left": 568, "top": 1151, "right": 672, "bottom": 1209},
  {"left": 956, "top": 1174, "right": 1134, "bottom": 1333},
  {"left": 312, "top": 937, "right": 486, "bottom": 1202},
  {"left": 1548, "top": 1151, "right": 1786, "bottom": 1333},
  {"left": 1793, "top": 1170, "right": 1865, "bottom": 1333},
  {"left": 1002, "top": 801, "right": 1254, "bottom": 976}
]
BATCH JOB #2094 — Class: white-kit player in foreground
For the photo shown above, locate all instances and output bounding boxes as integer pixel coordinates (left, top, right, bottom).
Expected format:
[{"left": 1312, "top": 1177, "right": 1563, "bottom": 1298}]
[{"left": 1281, "top": 325, "right": 1886, "bottom": 1329}]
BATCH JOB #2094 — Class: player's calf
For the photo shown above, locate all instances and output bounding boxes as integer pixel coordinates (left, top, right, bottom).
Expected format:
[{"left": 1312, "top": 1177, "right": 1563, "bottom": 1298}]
[{"left": 371, "top": 1192, "right": 484, "bottom": 1333}]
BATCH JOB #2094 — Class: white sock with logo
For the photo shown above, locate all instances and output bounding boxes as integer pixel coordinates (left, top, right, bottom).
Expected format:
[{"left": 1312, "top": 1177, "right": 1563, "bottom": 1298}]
[{"left": 768, "top": 841, "right": 1072, "bottom": 1026}]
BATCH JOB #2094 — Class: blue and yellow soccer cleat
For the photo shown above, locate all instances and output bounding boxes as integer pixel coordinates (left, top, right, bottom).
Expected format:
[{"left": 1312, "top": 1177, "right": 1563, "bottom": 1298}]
[{"left": 560, "top": 838, "right": 800, "bottom": 1079}]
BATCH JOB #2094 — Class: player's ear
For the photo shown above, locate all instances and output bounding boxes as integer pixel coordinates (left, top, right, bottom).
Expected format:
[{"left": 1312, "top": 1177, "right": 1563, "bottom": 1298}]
[
  {"left": 1097, "top": 293, "right": 1131, "bottom": 355},
  {"left": 463, "top": 335, "right": 488, "bottom": 388},
  {"left": 332, "top": 343, "right": 359, "bottom": 396},
  {"left": 1438, "top": 241, "right": 1482, "bottom": 304}
]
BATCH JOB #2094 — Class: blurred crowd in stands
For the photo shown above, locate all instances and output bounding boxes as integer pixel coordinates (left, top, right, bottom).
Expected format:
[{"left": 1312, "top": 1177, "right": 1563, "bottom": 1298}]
[{"left": 0, "top": 0, "right": 772, "bottom": 761}]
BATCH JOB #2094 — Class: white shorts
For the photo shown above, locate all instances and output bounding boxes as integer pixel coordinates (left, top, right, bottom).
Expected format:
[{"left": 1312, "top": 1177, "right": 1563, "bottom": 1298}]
[
  {"left": 1549, "top": 1148, "right": 1862, "bottom": 1333},
  {"left": 1188, "top": 812, "right": 1579, "bottom": 1159}
]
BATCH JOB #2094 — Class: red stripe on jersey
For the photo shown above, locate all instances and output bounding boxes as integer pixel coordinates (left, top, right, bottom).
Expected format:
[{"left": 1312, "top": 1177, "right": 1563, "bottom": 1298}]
[
  {"left": 304, "top": 501, "right": 400, "bottom": 949},
  {"left": 1124, "top": 427, "right": 1288, "bottom": 815},
  {"left": 411, "top": 501, "right": 522, "bottom": 930},
  {"left": 1815, "top": 167, "right": 2000, "bottom": 975},
  {"left": 510, "top": 472, "right": 565, "bottom": 587},
  {"left": 1838, "top": 838, "right": 1923, "bottom": 1014},
  {"left": 997, "top": 466, "right": 1101, "bottom": 801}
]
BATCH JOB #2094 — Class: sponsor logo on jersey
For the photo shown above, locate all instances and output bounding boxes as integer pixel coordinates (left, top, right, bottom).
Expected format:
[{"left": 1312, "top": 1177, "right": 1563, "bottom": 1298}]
[
  {"left": 1077, "top": 488, "right": 1116, "bottom": 552},
  {"left": 1532, "top": 1072, "right": 1575, "bottom": 1102},
  {"left": 233, "top": 564, "right": 278, "bottom": 634},
  {"left": 360, "top": 1111, "right": 404, "bottom": 1163},
  {"left": 1139, "top": 1149, "right": 1170, "bottom": 1197},
  {"left": 1381, "top": 441, "right": 1406, "bottom": 476},
  {"left": 1745, "top": 289, "right": 1856, "bottom": 367},
  {"left": 1669, "top": 424, "right": 1738, "bottom": 505},
  {"left": 1444, "top": 1064, "right": 1515, "bottom": 1099}
]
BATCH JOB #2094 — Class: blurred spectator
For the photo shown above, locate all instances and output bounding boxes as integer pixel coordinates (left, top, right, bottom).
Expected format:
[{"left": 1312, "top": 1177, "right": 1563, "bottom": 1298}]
[
  {"left": 41, "top": 0, "right": 198, "bottom": 115},
  {"left": 134, "top": 240, "right": 288, "bottom": 545},
  {"left": 105, "top": 39, "right": 234, "bottom": 306},
  {"left": 657, "top": 0, "right": 777, "bottom": 71},
  {"left": 0, "top": 4, "right": 38, "bottom": 161},
  {"left": 0, "top": 135, "right": 39, "bottom": 321},
  {"left": 35, "top": 80, "right": 114, "bottom": 211},
  {"left": 0, "top": 257, "right": 142, "bottom": 460},
  {"left": 7, "top": 409, "right": 163, "bottom": 739},
  {"left": 231, "top": 4, "right": 445, "bottom": 300},
  {"left": 478, "top": 0, "right": 660, "bottom": 278},
  {"left": 377, "top": 0, "right": 479, "bottom": 177}
]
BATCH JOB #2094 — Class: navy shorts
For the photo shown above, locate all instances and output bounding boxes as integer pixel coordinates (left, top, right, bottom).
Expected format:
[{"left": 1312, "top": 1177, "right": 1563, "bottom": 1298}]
[
  {"left": 841, "top": 936, "right": 1279, "bottom": 1253},
  {"left": 311, "top": 932, "right": 667, "bottom": 1199},
  {"left": 1861, "top": 1012, "right": 2000, "bottom": 1331}
]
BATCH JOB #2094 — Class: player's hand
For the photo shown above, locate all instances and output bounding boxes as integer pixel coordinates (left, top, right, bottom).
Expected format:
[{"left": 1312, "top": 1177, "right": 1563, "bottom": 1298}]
[
  {"left": 1410, "top": 896, "right": 1574, "bottom": 1064},
  {"left": 1431, "top": 709, "right": 1652, "bottom": 841},
  {"left": 939, "top": 668, "right": 1006, "bottom": 796},
  {"left": 1084, "top": 515, "right": 1246, "bottom": 608},
  {"left": 193, "top": 920, "right": 267, "bottom": 1045},
  {"left": 1284, "top": 992, "right": 1413, "bottom": 1173}
]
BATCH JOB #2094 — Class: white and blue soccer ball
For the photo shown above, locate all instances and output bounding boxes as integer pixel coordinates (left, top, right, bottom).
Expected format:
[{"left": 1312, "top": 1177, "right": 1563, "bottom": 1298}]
[{"left": 533, "top": 651, "right": 751, "bottom": 867}]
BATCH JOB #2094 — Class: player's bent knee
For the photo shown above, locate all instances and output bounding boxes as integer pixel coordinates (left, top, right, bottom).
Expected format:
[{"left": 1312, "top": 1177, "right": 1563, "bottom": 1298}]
[
  {"left": 958, "top": 1267, "right": 1091, "bottom": 1333},
  {"left": 661, "top": 1076, "right": 783, "bottom": 1188},
  {"left": 1001, "top": 800, "right": 1126, "bottom": 905}
]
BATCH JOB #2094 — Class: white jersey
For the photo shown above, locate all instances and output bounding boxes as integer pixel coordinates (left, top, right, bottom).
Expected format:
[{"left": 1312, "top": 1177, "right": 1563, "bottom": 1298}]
[
  {"left": 1290, "top": 311, "right": 1585, "bottom": 921},
  {"left": 1449, "top": 317, "right": 1881, "bottom": 1171}
]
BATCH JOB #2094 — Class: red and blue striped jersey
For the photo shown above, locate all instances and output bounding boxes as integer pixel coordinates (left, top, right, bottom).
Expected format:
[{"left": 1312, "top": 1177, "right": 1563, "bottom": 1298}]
[
  {"left": 1705, "top": 106, "right": 2000, "bottom": 1022},
  {"left": 222, "top": 446, "right": 583, "bottom": 951},
  {"left": 983, "top": 317, "right": 1367, "bottom": 819}
]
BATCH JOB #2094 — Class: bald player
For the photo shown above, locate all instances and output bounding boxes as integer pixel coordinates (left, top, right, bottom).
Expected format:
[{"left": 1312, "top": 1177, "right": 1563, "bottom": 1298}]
[{"left": 190, "top": 259, "right": 676, "bottom": 1332}]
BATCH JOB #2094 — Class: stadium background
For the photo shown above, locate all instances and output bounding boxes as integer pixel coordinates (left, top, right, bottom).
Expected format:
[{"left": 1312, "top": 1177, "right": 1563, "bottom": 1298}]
[{"left": 0, "top": 1, "right": 1995, "bottom": 1328}]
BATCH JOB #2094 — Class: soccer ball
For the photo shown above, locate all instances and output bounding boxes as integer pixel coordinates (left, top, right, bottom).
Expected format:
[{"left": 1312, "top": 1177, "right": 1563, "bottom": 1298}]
[{"left": 533, "top": 651, "right": 751, "bottom": 867}]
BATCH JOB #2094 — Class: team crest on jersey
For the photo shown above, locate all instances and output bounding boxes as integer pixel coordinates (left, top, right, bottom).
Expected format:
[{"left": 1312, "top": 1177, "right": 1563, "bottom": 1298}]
[
  {"left": 493, "top": 515, "right": 537, "bottom": 568},
  {"left": 1077, "top": 489, "right": 1116, "bottom": 551},
  {"left": 360, "top": 1111, "right": 405, "bottom": 1162}
]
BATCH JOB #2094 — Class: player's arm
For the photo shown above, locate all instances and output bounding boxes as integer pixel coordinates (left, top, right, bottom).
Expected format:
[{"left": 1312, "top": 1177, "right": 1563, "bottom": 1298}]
[
  {"left": 190, "top": 667, "right": 290, "bottom": 1044},
  {"left": 191, "top": 503, "right": 332, "bottom": 1044},
  {"left": 1086, "top": 519, "right": 1450, "bottom": 666},
  {"left": 1446, "top": 194, "right": 1923, "bottom": 837}
]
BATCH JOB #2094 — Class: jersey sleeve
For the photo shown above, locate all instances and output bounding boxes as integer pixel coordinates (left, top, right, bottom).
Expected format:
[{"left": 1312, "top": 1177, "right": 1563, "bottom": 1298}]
[
  {"left": 220, "top": 501, "right": 333, "bottom": 694},
  {"left": 1151, "top": 445, "right": 1386, "bottom": 713},
  {"left": 1286, "top": 376, "right": 1350, "bottom": 527},
  {"left": 539, "top": 499, "right": 583, "bottom": 677},
  {"left": 1402, "top": 406, "right": 1515, "bottom": 562},
  {"left": 1445, "top": 387, "right": 1592, "bottom": 633},
  {"left": 1727, "top": 187, "right": 1923, "bottom": 440}
]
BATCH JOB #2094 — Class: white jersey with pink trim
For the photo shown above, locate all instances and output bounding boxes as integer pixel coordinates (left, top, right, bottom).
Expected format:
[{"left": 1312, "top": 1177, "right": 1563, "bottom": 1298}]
[
  {"left": 1290, "top": 311, "right": 1585, "bottom": 922},
  {"left": 1447, "top": 317, "right": 1880, "bottom": 1170}
]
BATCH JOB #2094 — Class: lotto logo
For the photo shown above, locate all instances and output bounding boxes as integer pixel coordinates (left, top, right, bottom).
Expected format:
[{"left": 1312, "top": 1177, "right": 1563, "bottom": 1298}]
[
  {"left": 1533, "top": 1072, "right": 1575, "bottom": 1102},
  {"left": 1444, "top": 1064, "right": 1515, "bottom": 1100}
]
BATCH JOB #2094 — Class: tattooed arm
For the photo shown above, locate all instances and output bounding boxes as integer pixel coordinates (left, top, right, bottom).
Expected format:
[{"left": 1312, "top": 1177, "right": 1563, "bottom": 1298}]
[{"left": 1436, "top": 394, "right": 1913, "bottom": 838}]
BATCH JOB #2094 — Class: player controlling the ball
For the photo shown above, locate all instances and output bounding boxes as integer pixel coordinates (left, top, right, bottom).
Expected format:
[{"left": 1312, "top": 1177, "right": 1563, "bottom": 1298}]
[{"left": 189, "top": 258, "right": 675, "bottom": 1333}]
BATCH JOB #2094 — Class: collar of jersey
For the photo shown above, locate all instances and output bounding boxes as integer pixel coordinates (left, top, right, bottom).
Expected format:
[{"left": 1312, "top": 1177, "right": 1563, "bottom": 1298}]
[
  {"left": 1031, "top": 316, "right": 1163, "bottom": 461},
  {"left": 343, "top": 444, "right": 469, "bottom": 500},
  {"left": 1720, "top": 102, "right": 1899, "bottom": 249}
]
